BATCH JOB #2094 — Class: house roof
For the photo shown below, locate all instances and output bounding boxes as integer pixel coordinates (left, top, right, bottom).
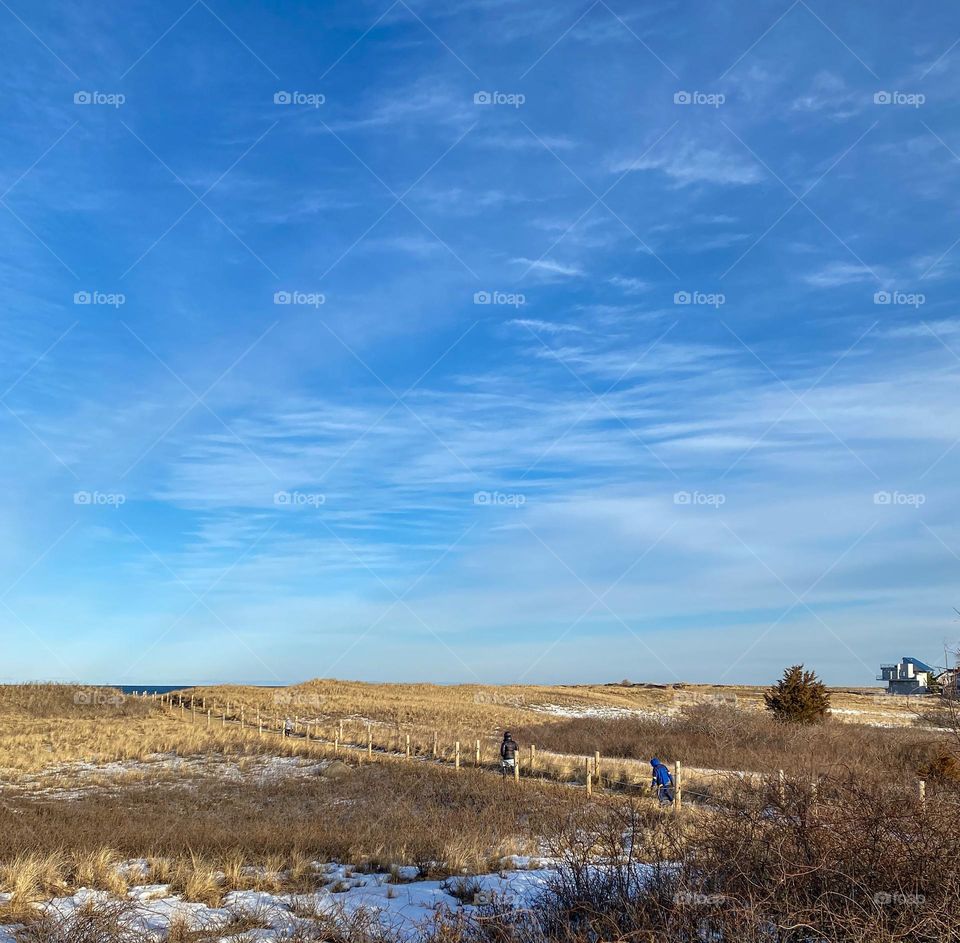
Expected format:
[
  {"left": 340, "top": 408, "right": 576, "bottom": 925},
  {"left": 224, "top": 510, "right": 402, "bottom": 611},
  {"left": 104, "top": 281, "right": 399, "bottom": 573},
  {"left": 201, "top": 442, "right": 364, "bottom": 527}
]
[{"left": 902, "top": 656, "right": 935, "bottom": 674}]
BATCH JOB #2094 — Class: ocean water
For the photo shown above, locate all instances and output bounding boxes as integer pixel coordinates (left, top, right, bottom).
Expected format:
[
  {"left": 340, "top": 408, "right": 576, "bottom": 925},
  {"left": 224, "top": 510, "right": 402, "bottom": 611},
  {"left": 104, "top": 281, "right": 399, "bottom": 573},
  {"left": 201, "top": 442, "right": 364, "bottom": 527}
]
[
  {"left": 112, "top": 685, "right": 190, "bottom": 695},
  {"left": 109, "top": 684, "right": 285, "bottom": 695}
]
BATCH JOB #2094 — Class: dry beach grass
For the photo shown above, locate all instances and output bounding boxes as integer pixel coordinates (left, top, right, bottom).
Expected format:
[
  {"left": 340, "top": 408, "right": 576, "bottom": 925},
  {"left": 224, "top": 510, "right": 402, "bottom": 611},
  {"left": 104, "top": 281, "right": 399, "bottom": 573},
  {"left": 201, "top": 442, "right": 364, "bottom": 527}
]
[{"left": 2, "top": 681, "right": 959, "bottom": 941}]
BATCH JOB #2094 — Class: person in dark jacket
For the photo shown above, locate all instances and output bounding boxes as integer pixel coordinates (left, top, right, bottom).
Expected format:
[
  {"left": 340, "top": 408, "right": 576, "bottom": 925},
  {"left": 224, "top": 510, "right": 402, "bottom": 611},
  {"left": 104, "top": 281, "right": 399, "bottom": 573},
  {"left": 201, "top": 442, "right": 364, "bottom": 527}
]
[
  {"left": 650, "top": 757, "right": 674, "bottom": 803},
  {"left": 500, "top": 731, "right": 518, "bottom": 776}
]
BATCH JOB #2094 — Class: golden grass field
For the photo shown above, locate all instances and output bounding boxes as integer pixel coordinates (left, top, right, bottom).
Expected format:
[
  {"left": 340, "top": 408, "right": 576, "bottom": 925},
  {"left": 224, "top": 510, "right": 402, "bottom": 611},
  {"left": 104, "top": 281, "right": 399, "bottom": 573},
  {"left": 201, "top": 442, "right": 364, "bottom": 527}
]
[
  {"left": 0, "top": 678, "right": 936, "bottom": 809},
  {"left": 0, "top": 681, "right": 956, "bottom": 941},
  {"left": 0, "top": 678, "right": 925, "bottom": 779}
]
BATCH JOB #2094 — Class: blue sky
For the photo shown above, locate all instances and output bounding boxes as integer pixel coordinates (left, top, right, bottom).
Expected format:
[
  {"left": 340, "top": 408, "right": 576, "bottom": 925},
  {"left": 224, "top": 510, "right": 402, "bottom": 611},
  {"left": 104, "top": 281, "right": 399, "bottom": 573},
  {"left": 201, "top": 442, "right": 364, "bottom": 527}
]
[{"left": 2, "top": 0, "right": 959, "bottom": 686}]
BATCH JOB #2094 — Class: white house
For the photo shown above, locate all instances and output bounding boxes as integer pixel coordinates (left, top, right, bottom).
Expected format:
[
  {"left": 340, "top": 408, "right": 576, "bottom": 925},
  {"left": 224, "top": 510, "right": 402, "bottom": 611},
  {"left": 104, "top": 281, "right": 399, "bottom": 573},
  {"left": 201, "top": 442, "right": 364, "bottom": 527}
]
[{"left": 878, "top": 657, "right": 935, "bottom": 695}]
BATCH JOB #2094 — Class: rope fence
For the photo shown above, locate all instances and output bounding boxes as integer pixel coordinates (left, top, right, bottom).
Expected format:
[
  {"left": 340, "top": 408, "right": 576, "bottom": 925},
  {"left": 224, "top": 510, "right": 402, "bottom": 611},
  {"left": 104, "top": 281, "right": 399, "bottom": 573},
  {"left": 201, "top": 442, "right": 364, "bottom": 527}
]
[{"left": 136, "top": 690, "right": 933, "bottom": 812}]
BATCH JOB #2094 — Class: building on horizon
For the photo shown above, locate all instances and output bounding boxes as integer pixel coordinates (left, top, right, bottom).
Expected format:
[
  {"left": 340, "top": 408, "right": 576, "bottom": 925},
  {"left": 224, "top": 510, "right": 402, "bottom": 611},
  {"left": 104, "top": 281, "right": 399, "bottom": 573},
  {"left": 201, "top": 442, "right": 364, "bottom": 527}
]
[{"left": 878, "top": 657, "right": 936, "bottom": 695}]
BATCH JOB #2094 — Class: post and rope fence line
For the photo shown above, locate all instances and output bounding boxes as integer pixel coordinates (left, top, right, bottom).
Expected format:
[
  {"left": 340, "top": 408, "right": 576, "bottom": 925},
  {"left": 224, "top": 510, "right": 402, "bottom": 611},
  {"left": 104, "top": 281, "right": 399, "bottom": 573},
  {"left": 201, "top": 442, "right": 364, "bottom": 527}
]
[
  {"left": 149, "top": 690, "right": 672, "bottom": 801},
  {"left": 144, "top": 691, "right": 826, "bottom": 812}
]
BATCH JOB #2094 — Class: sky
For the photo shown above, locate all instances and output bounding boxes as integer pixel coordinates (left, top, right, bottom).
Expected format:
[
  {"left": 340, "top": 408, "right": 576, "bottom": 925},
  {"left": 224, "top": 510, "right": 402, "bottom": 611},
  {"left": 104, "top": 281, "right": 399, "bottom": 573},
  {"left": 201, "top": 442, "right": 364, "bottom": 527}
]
[{"left": 1, "top": 0, "right": 959, "bottom": 687}]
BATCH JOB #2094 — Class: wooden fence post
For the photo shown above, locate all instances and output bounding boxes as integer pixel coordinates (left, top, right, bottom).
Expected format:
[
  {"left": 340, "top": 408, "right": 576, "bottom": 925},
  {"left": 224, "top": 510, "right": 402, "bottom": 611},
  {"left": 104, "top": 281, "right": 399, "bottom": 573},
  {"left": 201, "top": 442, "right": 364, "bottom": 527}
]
[
  {"left": 433, "top": 731, "right": 438, "bottom": 758},
  {"left": 206, "top": 709, "right": 211, "bottom": 728},
  {"left": 455, "top": 741, "right": 461, "bottom": 770},
  {"left": 475, "top": 739, "right": 481, "bottom": 766},
  {"left": 585, "top": 757, "right": 592, "bottom": 796},
  {"left": 918, "top": 779, "right": 926, "bottom": 804},
  {"left": 334, "top": 736, "right": 340, "bottom": 754},
  {"left": 367, "top": 725, "right": 372, "bottom": 759},
  {"left": 406, "top": 734, "right": 411, "bottom": 759},
  {"left": 594, "top": 751, "right": 601, "bottom": 787},
  {"left": 514, "top": 756, "right": 520, "bottom": 783},
  {"left": 530, "top": 744, "right": 536, "bottom": 772},
  {"left": 674, "top": 761, "right": 682, "bottom": 812},
  {"left": 339, "top": 720, "right": 344, "bottom": 742},
  {"left": 778, "top": 769, "right": 785, "bottom": 803},
  {"left": 221, "top": 712, "right": 225, "bottom": 728}
]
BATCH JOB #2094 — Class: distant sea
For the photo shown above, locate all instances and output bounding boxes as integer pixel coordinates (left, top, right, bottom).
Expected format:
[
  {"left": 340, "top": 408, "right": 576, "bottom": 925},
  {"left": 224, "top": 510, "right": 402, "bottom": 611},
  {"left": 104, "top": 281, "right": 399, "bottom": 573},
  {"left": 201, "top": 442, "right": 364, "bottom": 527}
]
[
  {"left": 111, "top": 685, "right": 189, "bottom": 695},
  {"left": 109, "top": 684, "right": 284, "bottom": 695}
]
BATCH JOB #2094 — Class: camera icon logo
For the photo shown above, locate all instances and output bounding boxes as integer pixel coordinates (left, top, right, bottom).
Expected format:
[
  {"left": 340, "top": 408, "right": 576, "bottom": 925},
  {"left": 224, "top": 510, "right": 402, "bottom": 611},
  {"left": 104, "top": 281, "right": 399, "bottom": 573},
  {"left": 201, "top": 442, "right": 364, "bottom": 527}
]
[
  {"left": 873, "top": 491, "right": 891, "bottom": 505},
  {"left": 673, "top": 91, "right": 691, "bottom": 104},
  {"left": 274, "top": 491, "right": 291, "bottom": 505},
  {"left": 873, "top": 91, "right": 891, "bottom": 105},
  {"left": 673, "top": 491, "right": 691, "bottom": 505},
  {"left": 674, "top": 291, "right": 691, "bottom": 305},
  {"left": 273, "top": 291, "right": 292, "bottom": 304},
  {"left": 873, "top": 291, "right": 891, "bottom": 304},
  {"left": 274, "top": 91, "right": 292, "bottom": 104},
  {"left": 73, "top": 91, "right": 91, "bottom": 104},
  {"left": 473, "top": 91, "right": 492, "bottom": 105},
  {"left": 74, "top": 291, "right": 92, "bottom": 304},
  {"left": 73, "top": 491, "right": 92, "bottom": 505},
  {"left": 473, "top": 291, "right": 491, "bottom": 304},
  {"left": 473, "top": 491, "right": 491, "bottom": 505}
]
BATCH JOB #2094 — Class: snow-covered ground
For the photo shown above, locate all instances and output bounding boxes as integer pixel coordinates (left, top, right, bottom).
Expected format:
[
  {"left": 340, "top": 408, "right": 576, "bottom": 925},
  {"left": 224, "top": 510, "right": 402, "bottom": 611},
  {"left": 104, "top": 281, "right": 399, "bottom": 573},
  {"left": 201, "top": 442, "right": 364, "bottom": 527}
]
[
  {"left": 0, "top": 858, "right": 557, "bottom": 942},
  {"left": 1, "top": 753, "right": 333, "bottom": 800},
  {"left": 529, "top": 703, "right": 667, "bottom": 720}
]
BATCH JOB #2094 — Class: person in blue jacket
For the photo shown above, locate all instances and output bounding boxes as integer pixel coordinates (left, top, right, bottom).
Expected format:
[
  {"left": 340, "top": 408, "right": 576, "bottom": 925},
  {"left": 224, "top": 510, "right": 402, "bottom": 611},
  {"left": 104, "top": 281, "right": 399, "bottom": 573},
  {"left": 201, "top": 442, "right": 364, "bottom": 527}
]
[{"left": 650, "top": 757, "right": 674, "bottom": 803}]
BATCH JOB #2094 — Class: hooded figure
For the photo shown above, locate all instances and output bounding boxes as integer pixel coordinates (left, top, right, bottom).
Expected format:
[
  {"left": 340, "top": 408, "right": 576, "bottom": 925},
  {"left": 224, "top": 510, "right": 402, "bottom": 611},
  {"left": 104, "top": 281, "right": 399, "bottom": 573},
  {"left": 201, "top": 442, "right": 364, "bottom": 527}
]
[
  {"left": 500, "top": 731, "right": 518, "bottom": 775},
  {"left": 650, "top": 757, "right": 674, "bottom": 803}
]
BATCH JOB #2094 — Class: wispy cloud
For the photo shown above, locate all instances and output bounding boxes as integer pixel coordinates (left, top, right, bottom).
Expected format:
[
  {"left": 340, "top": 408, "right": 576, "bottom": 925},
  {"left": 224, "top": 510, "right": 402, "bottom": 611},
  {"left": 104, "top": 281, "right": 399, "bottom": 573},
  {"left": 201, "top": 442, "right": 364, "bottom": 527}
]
[
  {"left": 508, "top": 318, "right": 588, "bottom": 334},
  {"left": 511, "top": 257, "right": 584, "bottom": 277},
  {"left": 611, "top": 139, "right": 764, "bottom": 186},
  {"left": 803, "top": 261, "right": 880, "bottom": 288}
]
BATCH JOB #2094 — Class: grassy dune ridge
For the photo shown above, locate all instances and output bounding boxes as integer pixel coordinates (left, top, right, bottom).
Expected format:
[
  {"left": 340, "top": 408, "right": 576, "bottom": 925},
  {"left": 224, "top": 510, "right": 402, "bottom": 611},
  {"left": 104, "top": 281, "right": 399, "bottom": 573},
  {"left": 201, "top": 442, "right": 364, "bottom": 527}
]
[{"left": 1, "top": 681, "right": 958, "bottom": 941}]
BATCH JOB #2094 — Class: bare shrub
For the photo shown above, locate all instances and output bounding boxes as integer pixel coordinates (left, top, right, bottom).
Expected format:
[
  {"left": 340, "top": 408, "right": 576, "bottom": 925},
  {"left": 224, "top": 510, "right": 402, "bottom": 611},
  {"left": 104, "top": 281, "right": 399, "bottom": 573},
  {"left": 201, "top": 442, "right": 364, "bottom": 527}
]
[
  {"left": 16, "top": 899, "right": 140, "bottom": 943},
  {"left": 524, "top": 703, "right": 939, "bottom": 781},
  {"left": 424, "top": 781, "right": 960, "bottom": 943}
]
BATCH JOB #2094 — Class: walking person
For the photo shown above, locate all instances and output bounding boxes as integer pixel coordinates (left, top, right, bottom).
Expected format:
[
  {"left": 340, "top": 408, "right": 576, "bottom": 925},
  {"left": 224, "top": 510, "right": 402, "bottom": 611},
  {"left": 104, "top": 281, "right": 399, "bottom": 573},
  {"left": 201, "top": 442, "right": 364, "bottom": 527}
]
[
  {"left": 650, "top": 757, "right": 674, "bottom": 804},
  {"left": 500, "top": 731, "right": 518, "bottom": 777},
  {"left": 284, "top": 716, "right": 294, "bottom": 738}
]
